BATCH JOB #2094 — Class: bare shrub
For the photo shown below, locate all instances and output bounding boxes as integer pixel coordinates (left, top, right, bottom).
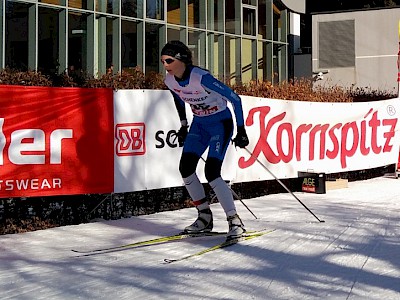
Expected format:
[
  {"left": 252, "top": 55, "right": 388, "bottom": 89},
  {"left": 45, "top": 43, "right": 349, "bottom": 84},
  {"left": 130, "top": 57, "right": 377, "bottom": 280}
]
[
  {"left": 347, "top": 85, "right": 398, "bottom": 102},
  {"left": 231, "top": 78, "right": 354, "bottom": 102},
  {"left": 0, "top": 68, "right": 52, "bottom": 86},
  {"left": 0, "top": 68, "right": 397, "bottom": 102},
  {"left": 144, "top": 71, "right": 167, "bottom": 89},
  {"left": 84, "top": 67, "right": 146, "bottom": 89}
]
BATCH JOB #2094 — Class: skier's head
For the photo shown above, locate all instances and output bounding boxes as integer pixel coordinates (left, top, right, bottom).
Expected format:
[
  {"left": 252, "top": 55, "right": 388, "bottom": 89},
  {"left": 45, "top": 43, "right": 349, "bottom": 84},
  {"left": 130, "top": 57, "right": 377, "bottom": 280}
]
[{"left": 161, "top": 41, "right": 192, "bottom": 65}]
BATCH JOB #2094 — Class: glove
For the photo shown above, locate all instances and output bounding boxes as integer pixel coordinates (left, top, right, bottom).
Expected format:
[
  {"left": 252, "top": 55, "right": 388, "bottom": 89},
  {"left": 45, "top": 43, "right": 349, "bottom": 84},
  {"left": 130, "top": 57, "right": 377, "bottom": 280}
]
[
  {"left": 176, "top": 125, "right": 189, "bottom": 146},
  {"left": 233, "top": 126, "right": 249, "bottom": 148}
]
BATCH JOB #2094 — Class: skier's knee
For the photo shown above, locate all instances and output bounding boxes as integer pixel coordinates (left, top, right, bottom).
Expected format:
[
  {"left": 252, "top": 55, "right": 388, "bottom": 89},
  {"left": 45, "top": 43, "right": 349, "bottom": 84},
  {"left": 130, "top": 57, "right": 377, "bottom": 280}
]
[
  {"left": 204, "top": 157, "right": 223, "bottom": 182},
  {"left": 179, "top": 152, "right": 200, "bottom": 178}
]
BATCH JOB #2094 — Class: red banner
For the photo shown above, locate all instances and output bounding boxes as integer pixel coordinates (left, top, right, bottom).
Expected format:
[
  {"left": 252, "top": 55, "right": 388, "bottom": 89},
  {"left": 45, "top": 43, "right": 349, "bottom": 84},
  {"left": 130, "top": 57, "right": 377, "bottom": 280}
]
[{"left": 0, "top": 85, "right": 114, "bottom": 197}]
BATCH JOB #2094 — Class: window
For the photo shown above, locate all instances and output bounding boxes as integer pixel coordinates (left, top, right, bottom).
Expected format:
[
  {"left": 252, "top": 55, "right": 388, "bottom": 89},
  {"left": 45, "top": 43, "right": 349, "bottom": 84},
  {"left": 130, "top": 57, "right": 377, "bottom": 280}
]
[
  {"left": 147, "top": 0, "right": 163, "bottom": 20},
  {"left": 242, "top": 38, "right": 254, "bottom": 81},
  {"left": 38, "top": 7, "right": 59, "bottom": 75},
  {"left": 243, "top": 7, "right": 256, "bottom": 36},
  {"left": 105, "top": 18, "right": 114, "bottom": 72},
  {"left": 96, "top": 0, "right": 115, "bottom": 14},
  {"left": 5, "top": 2, "right": 29, "bottom": 70},
  {"left": 225, "top": 35, "right": 239, "bottom": 83},
  {"left": 188, "top": 30, "right": 206, "bottom": 67},
  {"left": 167, "top": 0, "right": 182, "bottom": 25},
  {"left": 273, "top": 1, "right": 286, "bottom": 42},
  {"left": 188, "top": 0, "right": 205, "bottom": 29},
  {"left": 273, "top": 43, "right": 286, "bottom": 84},
  {"left": 145, "top": 23, "right": 163, "bottom": 73},
  {"left": 122, "top": 20, "right": 139, "bottom": 70},
  {"left": 68, "top": 11, "right": 88, "bottom": 72},
  {"left": 69, "top": 0, "right": 89, "bottom": 10},
  {"left": 40, "top": 0, "right": 64, "bottom": 5},
  {"left": 167, "top": 26, "right": 184, "bottom": 42},
  {"left": 207, "top": 0, "right": 223, "bottom": 32},
  {"left": 96, "top": 14, "right": 119, "bottom": 75},
  {"left": 257, "top": 40, "right": 270, "bottom": 81},
  {"left": 225, "top": 0, "right": 238, "bottom": 34},
  {"left": 122, "top": 0, "right": 143, "bottom": 18},
  {"left": 258, "top": 1, "right": 267, "bottom": 39},
  {"left": 208, "top": 33, "right": 224, "bottom": 79}
]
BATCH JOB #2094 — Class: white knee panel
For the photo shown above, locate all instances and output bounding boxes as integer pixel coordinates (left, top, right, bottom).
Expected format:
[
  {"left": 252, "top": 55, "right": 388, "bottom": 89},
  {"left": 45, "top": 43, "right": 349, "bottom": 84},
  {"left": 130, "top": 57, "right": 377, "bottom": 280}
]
[
  {"left": 209, "top": 177, "right": 236, "bottom": 215},
  {"left": 183, "top": 173, "right": 206, "bottom": 201}
]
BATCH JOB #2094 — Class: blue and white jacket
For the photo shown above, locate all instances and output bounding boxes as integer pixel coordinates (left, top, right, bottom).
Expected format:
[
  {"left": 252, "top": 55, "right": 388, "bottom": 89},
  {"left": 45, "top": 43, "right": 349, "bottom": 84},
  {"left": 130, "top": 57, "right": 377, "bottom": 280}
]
[{"left": 164, "top": 66, "right": 245, "bottom": 127}]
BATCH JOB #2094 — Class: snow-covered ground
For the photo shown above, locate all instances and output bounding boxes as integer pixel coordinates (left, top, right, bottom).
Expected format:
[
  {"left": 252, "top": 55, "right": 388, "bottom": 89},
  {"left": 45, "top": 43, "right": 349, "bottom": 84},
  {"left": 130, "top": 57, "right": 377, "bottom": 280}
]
[{"left": 0, "top": 176, "right": 399, "bottom": 300}]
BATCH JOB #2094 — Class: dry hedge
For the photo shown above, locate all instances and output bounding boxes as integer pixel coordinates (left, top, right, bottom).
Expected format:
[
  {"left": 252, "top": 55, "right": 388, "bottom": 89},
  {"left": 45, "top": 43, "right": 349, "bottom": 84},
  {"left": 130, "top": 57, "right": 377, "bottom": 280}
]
[{"left": 0, "top": 68, "right": 397, "bottom": 101}]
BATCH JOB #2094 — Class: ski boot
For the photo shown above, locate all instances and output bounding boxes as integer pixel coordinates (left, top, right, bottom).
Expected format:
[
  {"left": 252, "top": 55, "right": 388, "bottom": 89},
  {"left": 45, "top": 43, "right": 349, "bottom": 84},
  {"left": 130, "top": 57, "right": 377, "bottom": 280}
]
[
  {"left": 226, "top": 214, "right": 246, "bottom": 240},
  {"left": 184, "top": 208, "right": 213, "bottom": 233}
]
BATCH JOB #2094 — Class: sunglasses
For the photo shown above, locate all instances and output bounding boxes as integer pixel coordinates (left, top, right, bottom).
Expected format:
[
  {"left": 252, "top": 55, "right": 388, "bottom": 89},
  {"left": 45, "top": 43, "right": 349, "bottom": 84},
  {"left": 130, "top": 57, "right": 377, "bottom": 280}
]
[{"left": 161, "top": 58, "right": 176, "bottom": 65}]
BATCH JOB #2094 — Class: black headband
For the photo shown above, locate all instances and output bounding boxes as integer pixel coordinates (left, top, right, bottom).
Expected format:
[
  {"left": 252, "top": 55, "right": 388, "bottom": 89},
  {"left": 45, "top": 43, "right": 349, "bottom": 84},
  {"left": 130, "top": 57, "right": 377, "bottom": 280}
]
[{"left": 161, "top": 42, "right": 192, "bottom": 64}]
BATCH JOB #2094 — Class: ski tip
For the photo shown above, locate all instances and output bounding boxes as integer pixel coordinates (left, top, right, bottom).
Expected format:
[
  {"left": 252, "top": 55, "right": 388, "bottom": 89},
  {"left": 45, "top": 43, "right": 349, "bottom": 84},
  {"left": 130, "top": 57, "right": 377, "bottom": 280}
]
[{"left": 163, "top": 258, "right": 177, "bottom": 264}]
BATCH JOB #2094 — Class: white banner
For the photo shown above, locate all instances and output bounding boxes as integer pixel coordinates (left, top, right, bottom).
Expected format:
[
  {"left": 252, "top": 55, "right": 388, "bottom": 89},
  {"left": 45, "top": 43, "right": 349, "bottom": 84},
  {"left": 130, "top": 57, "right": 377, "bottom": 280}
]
[
  {"left": 234, "top": 96, "right": 400, "bottom": 182},
  {"left": 114, "top": 90, "right": 400, "bottom": 192},
  {"left": 113, "top": 90, "right": 235, "bottom": 193}
]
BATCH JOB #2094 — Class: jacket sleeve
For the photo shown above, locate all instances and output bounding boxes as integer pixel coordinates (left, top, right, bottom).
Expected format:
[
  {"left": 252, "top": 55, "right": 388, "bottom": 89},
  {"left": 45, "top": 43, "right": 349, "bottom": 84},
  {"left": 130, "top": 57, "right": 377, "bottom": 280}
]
[
  {"left": 200, "top": 73, "right": 245, "bottom": 127},
  {"left": 170, "top": 90, "right": 187, "bottom": 125}
]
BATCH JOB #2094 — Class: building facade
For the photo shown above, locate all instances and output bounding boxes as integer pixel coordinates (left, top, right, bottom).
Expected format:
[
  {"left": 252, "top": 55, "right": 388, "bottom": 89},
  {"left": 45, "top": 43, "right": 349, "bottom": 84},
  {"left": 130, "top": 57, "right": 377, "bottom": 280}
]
[
  {"left": 0, "top": 0, "right": 304, "bottom": 84},
  {"left": 312, "top": 7, "right": 400, "bottom": 93}
]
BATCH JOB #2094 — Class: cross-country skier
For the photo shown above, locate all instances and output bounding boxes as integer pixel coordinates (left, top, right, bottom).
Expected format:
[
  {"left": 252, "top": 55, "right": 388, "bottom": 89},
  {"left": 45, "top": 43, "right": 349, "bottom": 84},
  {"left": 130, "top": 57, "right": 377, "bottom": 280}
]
[{"left": 161, "top": 40, "right": 249, "bottom": 240}]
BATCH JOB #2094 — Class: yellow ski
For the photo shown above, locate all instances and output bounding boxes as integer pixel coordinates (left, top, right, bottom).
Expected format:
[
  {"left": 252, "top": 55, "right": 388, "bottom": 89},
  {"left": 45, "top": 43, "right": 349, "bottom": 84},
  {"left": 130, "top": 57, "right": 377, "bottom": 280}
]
[{"left": 163, "top": 229, "right": 276, "bottom": 264}]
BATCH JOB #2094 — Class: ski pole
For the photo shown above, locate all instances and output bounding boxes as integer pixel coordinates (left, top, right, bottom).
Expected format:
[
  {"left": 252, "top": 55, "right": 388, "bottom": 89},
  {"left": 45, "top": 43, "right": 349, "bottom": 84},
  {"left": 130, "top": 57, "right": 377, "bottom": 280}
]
[
  {"left": 200, "top": 156, "right": 258, "bottom": 219},
  {"left": 229, "top": 186, "right": 258, "bottom": 219},
  {"left": 241, "top": 146, "right": 325, "bottom": 223}
]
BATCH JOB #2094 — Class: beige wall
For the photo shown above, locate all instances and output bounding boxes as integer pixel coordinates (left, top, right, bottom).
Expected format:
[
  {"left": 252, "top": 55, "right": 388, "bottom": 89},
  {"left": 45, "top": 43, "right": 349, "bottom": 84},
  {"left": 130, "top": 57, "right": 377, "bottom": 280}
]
[{"left": 312, "top": 8, "right": 400, "bottom": 93}]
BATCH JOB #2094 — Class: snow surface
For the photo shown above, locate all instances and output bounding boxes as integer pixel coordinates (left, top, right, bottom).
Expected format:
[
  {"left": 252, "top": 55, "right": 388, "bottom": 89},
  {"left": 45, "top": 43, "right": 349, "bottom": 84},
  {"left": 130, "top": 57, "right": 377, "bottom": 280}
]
[{"left": 0, "top": 176, "right": 399, "bottom": 300}]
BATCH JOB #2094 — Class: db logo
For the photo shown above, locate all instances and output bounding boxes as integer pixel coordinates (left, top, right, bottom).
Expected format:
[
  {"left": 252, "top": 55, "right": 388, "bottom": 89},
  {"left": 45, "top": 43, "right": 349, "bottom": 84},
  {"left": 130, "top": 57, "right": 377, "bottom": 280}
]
[{"left": 115, "top": 123, "right": 146, "bottom": 156}]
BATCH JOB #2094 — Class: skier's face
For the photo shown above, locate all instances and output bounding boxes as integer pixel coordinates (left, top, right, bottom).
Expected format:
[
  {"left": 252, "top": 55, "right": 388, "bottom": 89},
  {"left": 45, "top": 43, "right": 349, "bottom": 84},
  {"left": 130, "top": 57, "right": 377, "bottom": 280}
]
[{"left": 161, "top": 55, "right": 186, "bottom": 78}]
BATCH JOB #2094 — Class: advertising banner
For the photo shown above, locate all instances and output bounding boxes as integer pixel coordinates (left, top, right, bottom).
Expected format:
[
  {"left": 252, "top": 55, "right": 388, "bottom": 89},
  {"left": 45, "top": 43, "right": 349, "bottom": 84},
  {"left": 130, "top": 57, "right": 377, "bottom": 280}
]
[
  {"left": 0, "top": 85, "right": 114, "bottom": 197},
  {"left": 113, "top": 90, "right": 236, "bottom": 193},
  {"left": 1, "top": 86, "right": 398, "bottom": 197},
  {"left": 114, "top": 90, "right": 400, "bottom": 191},
  {"left": 234, "top": 96, "right": 400, "bottom": 182}
]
